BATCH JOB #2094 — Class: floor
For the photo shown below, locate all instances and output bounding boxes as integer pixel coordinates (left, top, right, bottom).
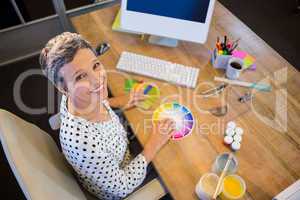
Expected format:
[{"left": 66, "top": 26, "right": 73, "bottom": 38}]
[{"left": 219, "top": 0, "right": 300, "bottom": 70}]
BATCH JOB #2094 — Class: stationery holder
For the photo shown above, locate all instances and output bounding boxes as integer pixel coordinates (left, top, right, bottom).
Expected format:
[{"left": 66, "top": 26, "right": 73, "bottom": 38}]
[{"left": 210, "top": 48, "right": 232, "bottom": 69}]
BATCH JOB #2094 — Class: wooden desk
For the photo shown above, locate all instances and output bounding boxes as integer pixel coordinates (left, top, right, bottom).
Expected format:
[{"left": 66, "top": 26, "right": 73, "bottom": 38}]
[{"left": 71, "top": 2, "right": 300, "bottom": 200}]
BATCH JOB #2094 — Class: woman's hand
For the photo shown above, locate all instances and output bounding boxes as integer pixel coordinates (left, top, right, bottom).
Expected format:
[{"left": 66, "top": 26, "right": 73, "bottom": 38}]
[
  {"left": 108, "top": 82, "right": 147, "bottom": 110},
  {"left": 142, "top": 118, "right": 176, "bottom": 163},
  {"left": 124, "top": 86, "right": 147, "bottom": 109}
]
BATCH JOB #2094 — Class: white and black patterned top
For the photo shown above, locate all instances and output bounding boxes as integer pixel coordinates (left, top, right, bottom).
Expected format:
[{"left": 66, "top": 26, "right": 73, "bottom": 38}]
[{"left": 59, "top": 95, "right": 147, "bottom": 200}]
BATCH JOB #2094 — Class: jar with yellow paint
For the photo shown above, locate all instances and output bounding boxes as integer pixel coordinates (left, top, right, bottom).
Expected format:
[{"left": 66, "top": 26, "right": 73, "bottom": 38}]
[{"left": 220, "top": 174, "right": 246, "bottom": 200}]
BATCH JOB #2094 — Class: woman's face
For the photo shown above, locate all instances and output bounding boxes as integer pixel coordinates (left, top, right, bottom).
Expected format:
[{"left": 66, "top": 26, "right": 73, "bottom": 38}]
[{"left": 59, "top": 48, "right": 108, "bottom": 112}]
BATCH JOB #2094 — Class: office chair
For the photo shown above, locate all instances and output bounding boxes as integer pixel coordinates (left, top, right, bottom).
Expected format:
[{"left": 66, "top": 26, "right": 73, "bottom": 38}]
[{"left": 0, "top": 109, "right": 166, "bottom": 200}]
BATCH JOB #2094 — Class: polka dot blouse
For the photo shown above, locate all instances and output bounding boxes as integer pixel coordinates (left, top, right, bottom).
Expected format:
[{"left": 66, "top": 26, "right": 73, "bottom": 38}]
[{"left": 59, "top": 95, "right": 147, "bottom": 200}]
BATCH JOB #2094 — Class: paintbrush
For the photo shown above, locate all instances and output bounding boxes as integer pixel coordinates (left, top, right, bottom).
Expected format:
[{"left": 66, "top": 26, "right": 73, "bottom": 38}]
[{"left": 212, "top": 153, "right": 234, "bottom": 199}]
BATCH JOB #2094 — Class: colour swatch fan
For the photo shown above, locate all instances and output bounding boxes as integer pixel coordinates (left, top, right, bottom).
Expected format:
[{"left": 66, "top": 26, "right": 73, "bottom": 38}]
[
  {"left": 125, "top": 79, "right": 160, "bottom": 110},
  {"left": 153, "top": 102, "right": 194, "bottom": 140}
]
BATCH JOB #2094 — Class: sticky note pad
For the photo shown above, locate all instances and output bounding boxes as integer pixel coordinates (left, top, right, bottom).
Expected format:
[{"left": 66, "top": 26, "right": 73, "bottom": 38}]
[
  {"left": 244, "top": 55, "right": 255, "bottom": 68},
  {"left": 232, "top": 50, "right": 256, "bottom": 70},
  {"left": 232, "top": 50, "right": 247, "bottom": 59}
]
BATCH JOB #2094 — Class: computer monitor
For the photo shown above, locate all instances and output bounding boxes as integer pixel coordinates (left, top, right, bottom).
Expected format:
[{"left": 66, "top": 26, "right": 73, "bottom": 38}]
[{"left": 120, "top": 0, "right": 216, "bottom": 44}]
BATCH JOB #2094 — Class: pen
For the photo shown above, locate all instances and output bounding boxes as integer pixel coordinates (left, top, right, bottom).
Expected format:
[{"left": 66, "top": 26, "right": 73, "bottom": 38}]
[
  {"left": 229, "top": 43, "right": 238, "bottom": 54},
  {"left": 227, "top": 42, "right": 231, "bottom": 49},
  {"left": 232, "top": 38, "right": 241, "bottom": 45},
  {"left": 228, "top": 38, "right": 240, "bottom": 53},
  {"left": 221, "top": 35, "right": 228, "bottom": 52},
  {"left": 224, "top": 36, "right": 227, "bottom": 47}
]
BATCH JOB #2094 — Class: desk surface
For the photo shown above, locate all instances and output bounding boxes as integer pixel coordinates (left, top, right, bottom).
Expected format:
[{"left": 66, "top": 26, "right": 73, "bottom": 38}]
[{"left": 71, "top": 2, "right": 300, "bottom": 200}]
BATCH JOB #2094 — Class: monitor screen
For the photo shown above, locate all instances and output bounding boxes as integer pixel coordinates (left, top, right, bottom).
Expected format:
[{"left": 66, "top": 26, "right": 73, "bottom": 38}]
[{"left": 127, "top": 0, "right": 211, "bottom": 23}]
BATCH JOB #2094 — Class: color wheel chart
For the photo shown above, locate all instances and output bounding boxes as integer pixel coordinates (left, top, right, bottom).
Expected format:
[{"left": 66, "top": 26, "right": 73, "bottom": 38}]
[{"left": 153, "top": 102, "right": 194, "bottom": 140}]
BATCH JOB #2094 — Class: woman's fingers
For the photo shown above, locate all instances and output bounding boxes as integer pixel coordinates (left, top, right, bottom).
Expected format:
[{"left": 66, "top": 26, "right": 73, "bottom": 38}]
[
  {"left": 167, "top": 120, "right": 176, "bottom": 131},
  {"left": 131, "top": 90, "right": 147, "bottom": 104},
  {"left": 133, "top": 91, "right": 145, "bottom": 98},
  {"left": 131, "top": 82, "right": 157, "bottom": 104},
  {"left": 136, "top": 94, "right": 147, "bottom": 101},
  {"left": 165, "top": 119, "right": 176, "bottom": 134},
  {"left": 158, "top": 118, "right": 176, "bottom": 135}
]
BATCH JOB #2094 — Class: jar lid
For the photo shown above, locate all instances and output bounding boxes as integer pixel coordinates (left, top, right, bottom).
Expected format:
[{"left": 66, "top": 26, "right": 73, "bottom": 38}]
[{"left": 231, "top": 141, "right": 241, "bottom": 151}]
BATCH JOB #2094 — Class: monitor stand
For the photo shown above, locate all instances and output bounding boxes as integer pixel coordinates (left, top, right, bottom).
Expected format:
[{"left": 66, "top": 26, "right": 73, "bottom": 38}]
[{"left": 148, "top": 35, "right": 178, "bottom": 47}]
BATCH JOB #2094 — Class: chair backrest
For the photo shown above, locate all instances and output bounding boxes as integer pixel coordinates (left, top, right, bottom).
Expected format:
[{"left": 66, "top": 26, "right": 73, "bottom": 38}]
[
  {"left": 0, "top": 109, "right": 87, "bottom": 200},
  {"left": 0, "top": 109, "right": 167, "bottom": 200}
]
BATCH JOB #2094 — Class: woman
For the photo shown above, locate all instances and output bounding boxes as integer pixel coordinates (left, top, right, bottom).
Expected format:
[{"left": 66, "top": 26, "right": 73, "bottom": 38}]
[{"left": 39, "top": 32, "right": 175, "bottom": 199}]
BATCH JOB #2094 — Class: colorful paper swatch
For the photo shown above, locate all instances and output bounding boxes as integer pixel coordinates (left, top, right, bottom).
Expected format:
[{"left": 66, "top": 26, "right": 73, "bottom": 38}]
[
  {"left": 125, "top": 79, "right": 139, "bottom": 92},
  {"left": 232, "top": 50, "right": 256, "bottom": 70},
  {"left": 124, "top": 79, "right": 160, "bottom": 110},
  {"left": 153, "top": 102, "right": 194, "bottom": 140}
]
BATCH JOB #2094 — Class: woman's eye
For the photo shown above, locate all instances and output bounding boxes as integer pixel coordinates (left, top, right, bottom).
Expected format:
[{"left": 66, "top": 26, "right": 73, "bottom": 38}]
[
  {"left": 75, "top": 73, "right": 86, "bottom": 81},
  {"left": 93, "top": 62, "right": 101, "bottom": 70}
]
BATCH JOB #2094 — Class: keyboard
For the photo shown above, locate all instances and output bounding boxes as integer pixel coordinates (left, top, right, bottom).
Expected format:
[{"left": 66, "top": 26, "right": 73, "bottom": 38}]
[{"left": 116, "top": 51, "right": 200, "bottom": 88}]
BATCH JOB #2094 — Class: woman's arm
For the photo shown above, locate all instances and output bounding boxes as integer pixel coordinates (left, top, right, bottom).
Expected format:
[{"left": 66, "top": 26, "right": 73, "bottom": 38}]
[
  {"left": 108, "top": 94, "right": 130, "bottom": 108},
  {"left": 142, "top": 119, "right": 175, "bottom": 163},
  {"left": 94, "top": 151, "right": 148, "bottom": 198}
]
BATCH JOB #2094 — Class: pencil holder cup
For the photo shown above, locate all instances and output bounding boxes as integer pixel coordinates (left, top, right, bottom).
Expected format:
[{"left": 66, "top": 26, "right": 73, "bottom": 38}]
[{"left": 211, "top": 49, "right": 232, "bottom": 69}]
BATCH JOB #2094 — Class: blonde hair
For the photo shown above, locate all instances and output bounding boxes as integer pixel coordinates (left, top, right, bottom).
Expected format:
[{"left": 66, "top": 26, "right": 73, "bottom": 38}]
[{"left": 39, "top": 32, "right": 94, "bottom": 91}]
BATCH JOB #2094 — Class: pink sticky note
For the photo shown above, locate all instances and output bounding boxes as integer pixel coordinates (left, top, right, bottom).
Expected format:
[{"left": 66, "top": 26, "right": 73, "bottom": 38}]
[{"left": 232, "top": 50, "right": 247, "bottom": 59}]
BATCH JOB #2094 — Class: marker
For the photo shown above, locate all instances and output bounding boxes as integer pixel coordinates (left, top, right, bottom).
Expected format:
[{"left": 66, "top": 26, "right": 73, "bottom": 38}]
[
  {"left": 227, "top": 43, "right": 232, "bottom": 49},
  {"left": 220, "top": 35, "right": 228, "bottom": 52},
  {"left": 216, "top": 36, "right": 222, "bottom": 50},
  {"left": 216, "top": 43, "right": 221, "bottom": 50}
]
